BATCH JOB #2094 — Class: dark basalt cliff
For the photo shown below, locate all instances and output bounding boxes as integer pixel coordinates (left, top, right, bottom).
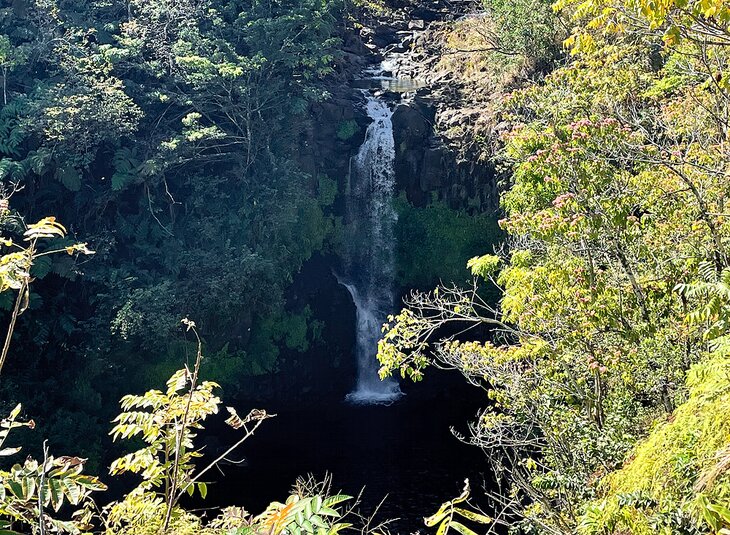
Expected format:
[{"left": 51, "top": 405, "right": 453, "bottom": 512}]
[
  {"left": 391, "top": 94, "right": 498, "bottom": 211},
  {"left": 300, "top": 0, "right": 500, "bottom": 217}
]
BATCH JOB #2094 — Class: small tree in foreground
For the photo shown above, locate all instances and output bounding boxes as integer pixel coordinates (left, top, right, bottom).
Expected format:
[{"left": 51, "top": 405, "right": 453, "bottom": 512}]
[
  {"left": 0, "top": 208, "right": 93, "bottom": 375},
  {"left": 105, "top": 319, "right": 274, "bottom": 534}
]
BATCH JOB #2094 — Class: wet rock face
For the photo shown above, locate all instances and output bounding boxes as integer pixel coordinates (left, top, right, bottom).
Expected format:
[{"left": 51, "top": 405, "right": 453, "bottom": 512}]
[
  {"left": 334, "top": 0, "right": 501, "bottom": 214},
  {"left": 298, "top": 94, "right": 369, "bottom": 200},
  {"left": 299, "top": 0, "right": 501, "bottom": 213},
  {"left": 392, "top": 100, "right": 436, "bottom": 206},
  {"left": 391, "top": 97, "right": 498, "bottom": 211}
]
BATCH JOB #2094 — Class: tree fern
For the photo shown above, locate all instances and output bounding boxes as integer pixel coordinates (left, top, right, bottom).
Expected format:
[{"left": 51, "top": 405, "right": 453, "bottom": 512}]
[
  {"left": 676, "top": 262, "right": 730, "bottom": 344},
  {"left": 111, "top": 147, "right": 141, "bottom": 191},
  {"left": 0, "top": 101, "right": 25, "bottom": 158}
]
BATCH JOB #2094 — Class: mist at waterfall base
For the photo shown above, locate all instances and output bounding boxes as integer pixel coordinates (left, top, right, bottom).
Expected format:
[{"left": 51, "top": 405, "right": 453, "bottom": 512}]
[{"left": 336, "top": 279, "right": 403, "bottom": 404}]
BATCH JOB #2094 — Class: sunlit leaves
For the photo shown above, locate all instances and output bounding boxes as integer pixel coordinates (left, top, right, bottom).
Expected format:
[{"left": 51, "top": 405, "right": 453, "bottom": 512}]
[
  {"left": 107, "top": 356, "right": 230, "bottom": 532},
  {"left": 466, "top": 254, "right": 501, "bottom": 279},
  {"left": 23, "top": 217, "right": 66, "bottom": 241},
  {"left": 378, "top": 307, "right": 432, "bottom": 381},
  {"left": 30, "top": 75, "right": 142, "bottom": 168},
  {"left": 0, "top": 213, "right": 93, "bottom": 373},
  {"left": 0, "top": 251, "right": 31, "bottom": 293},
  {"left": 556, "top": 0, "right": 730, "bottom": 54},
  {"left": 379, "top": 0, "right": 730, "bottom": 528},
  {"left": 0, "top": 405, "right": 105, "bottom": 532},
  {"left": 106, "top": 359, "right": 346, "bottom": 534},
  {"left": 676, "top": 264, "right": 730, "bottom": 345},
  {"left": 424, "top": 480, "right": 491, "bottom": 535},
  {"left": 253, "top": 493, "right": 352, "bottom": 535}
]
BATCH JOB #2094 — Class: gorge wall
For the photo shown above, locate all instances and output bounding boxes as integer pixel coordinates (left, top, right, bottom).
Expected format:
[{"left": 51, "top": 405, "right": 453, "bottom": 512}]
[
  {"left": 300, "top": 0, "right": 500, "bottom": 217},
  {"left": 235, "top": 0, "right": 502, "bottom": 406}
]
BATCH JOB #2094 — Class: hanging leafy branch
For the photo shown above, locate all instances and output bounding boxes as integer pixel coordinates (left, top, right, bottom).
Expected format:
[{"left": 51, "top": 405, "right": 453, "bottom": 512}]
[
  {"left": 0, "top": 404, "right": 107, "bottom": 534},
  {"left": 0, "top": 213, "right": 93, "bottom": 376},
  {"left": 424, "top": 480, "right": 492, "bottom": 535}
]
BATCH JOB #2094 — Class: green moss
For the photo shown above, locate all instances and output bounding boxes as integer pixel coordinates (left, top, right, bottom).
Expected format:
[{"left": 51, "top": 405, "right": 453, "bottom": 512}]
[
  {"left": 317, "top": 174, "right": 338, "bottom": 207},
  {"left": 336, "top": 119, "right": 359, "bottom": 141}
]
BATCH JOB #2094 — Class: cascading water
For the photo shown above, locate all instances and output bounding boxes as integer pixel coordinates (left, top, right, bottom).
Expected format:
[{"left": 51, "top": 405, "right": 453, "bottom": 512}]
[{"left": 340, "top": 91, "right": 404, "bottom": 405}]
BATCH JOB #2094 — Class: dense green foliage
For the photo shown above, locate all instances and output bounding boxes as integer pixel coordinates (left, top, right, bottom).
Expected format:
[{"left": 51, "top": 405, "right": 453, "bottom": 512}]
[
  {"left": 5, "top": 0, "right": 730, "bottom": 532},
  {"left": 481, "top": 0, "right": 563, "bottom": 67},
  {"left": 0, "top": 0, "right": 508, "bottom": 530},
  {"left": 0, "top": 0, "right": 347, "bottom": 459},
  {"left": 379, "top": 0, "right": 730, "bottom": 532},
  {"left": 394, "top": 197, "right": 502, "bottom": 288}
]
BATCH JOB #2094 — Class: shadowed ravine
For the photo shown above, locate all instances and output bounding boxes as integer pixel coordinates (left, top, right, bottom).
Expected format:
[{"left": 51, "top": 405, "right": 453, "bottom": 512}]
[{"left": 200, "top": 58, "right": 492, "bottom": 532}]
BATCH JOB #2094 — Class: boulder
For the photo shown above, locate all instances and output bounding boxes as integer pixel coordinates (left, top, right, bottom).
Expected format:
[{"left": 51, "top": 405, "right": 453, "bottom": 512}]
[
  {"left": 392, "top": 102, "right": 432, "bottom": 144},
  {"left": 409, "top": 6, "right": 441, "bottom": 22},
  {"left": 371, "top": 24, "right": 399, "bottom": 48}
]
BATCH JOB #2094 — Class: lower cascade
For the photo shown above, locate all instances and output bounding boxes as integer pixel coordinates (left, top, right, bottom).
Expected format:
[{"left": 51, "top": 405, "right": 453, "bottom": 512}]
[{"left": 340, "top": 89, "right": 404, "bottom": 404}]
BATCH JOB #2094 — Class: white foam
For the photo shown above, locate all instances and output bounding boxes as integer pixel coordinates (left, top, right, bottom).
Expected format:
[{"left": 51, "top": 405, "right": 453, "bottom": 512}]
[
  {"left": 345, "top": 389, "right": 404, "bottom": 405},
  {"left": 338, "top": 91, "right": 404, "bottom": 406}
]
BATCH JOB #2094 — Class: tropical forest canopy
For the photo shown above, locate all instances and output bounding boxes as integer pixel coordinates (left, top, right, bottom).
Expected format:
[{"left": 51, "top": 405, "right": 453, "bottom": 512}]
[
  {"left": 0, "top": 0, "right": 350, "bottom": 462},
  {"left": 0, "top": 0, "right": 728, "bottom": 533}
]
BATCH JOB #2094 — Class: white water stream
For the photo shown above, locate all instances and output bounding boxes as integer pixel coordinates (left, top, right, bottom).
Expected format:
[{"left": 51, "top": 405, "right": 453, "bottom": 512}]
[{"left": 341, "top": 92, "right": 403, "bottom": 404}]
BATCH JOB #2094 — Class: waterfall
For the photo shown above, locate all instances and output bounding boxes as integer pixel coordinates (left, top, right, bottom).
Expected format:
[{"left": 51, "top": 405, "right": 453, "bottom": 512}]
[{"left": 340, "top": 92, "right": 404, "bottom": 405}]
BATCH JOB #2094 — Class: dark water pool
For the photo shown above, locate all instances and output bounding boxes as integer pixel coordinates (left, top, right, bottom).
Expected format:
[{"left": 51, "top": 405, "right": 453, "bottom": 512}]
[{"left": 203, "top": 378, "right": 490, "bottom": 533}]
